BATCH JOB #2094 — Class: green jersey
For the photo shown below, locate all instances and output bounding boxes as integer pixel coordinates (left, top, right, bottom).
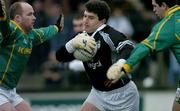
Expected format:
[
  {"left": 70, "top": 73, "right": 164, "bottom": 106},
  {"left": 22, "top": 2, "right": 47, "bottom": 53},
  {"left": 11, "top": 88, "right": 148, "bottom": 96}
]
[
  {"left": 0, "top": 19, "right": 58, "bottom": 89},
  {"left": 126, "top": 5, "right": 180, "bottom": 67}
]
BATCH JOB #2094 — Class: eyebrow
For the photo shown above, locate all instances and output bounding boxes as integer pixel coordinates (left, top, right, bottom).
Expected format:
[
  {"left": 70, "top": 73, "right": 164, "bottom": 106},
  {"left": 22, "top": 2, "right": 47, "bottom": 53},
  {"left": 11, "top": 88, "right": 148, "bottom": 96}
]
[{"left": 84, "top": 14, "right": 96, "bottom": 18}]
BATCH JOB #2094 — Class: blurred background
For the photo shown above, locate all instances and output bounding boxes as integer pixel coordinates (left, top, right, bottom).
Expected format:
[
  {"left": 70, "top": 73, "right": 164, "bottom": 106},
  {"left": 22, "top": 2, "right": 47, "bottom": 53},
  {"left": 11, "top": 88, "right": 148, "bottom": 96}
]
[{"left": 4, "top": 0, "right": 180, "bottom": 111}]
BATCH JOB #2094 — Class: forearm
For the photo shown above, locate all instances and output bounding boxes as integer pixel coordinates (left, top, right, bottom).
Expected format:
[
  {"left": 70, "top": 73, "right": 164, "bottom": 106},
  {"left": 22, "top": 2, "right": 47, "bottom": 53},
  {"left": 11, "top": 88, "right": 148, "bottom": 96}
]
[
  {"left": 41, "top": 25, "right": 58, "bottom": 40},
  {"left": 107, "top": 43, "right": 151, "bottom": 82},
  {"left": 56, "top": 46, "right": 75, "bottom": 62},
  {"left": 126, "top": 43, "right": 150, "bottom": 68},
  {"left": 32, "top": 25, "right": 58, "bottom": 45}
]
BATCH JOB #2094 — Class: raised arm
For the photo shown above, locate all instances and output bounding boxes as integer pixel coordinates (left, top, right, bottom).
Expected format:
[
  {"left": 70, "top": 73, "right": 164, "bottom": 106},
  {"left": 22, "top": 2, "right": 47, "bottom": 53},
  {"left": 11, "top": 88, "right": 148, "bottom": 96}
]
[
  {"left": 0, "top": 0, "right": 6, "bottom": 20},
  {"left": 0, "top": 0, "right": 10, "bottom": 38},
  {"left": 32, "top": 14, "right": 64, "bottom": 46}
]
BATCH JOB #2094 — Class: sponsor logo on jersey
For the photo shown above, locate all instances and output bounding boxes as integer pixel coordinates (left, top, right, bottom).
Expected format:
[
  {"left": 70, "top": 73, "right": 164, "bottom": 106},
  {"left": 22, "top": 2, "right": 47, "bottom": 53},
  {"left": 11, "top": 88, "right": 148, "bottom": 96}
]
[
  {"left": 87, "top": 60, "right": 102, "bottom": 69},
  {"left": 18, "top": 47, "right": 32, "bottom": 54}
]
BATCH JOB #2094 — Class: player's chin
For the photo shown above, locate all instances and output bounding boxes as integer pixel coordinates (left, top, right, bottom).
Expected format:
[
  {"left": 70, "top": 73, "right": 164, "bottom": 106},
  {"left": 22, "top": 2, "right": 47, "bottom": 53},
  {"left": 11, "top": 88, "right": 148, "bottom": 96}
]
[
  {"left": 30, "top": 25, "right": 34, "bottom": 29},
  {"left": 27, "top": 26, "right": 33, "bottom": 31},
  {"left": 156, "top": 13, "right": 163, "bottom": 19},
  {"left": 84, "top": 28, "right": 93, "bottom": 33}
]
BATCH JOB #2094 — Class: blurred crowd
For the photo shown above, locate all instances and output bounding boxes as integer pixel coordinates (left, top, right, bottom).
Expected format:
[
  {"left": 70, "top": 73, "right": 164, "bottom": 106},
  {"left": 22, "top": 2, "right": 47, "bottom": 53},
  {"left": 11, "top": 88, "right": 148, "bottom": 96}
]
[{"left": 5, "top": 0, "right": 180, "bottom": 91}]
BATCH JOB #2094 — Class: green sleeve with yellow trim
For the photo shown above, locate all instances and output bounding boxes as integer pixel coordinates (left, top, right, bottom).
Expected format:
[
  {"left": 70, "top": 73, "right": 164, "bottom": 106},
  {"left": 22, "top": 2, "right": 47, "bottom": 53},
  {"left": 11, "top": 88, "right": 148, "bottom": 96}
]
[
  {"left": 126, "top": 43, "right": 150, "bottom": 67},
  {"left": 127, "top": 18, "right": 174, "bottom": 67},
  {"left": 126, "top": 6, "right": 180, "bottom": 66},
  {"left": 172, "top": 10, "right": 180, "bottom": 64},
  {"left": 142, "top": 15, "right": 175, "bottom": 52},
  {"left": 31, "top": 25, "right": 58, "bottom": 46}
]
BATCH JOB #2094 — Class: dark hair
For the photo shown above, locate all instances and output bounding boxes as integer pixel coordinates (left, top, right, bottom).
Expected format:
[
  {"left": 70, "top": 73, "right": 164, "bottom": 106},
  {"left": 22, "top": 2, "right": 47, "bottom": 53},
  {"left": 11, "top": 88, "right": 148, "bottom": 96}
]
[
  {"left": 155, "top": 0, "right": 177, "bottom": 7},
  {"left": 85, "top": 0, "right": 111, "bottom": 22},
  {"left": 9, "top": 2, "right": 23, "bottom": 19}
]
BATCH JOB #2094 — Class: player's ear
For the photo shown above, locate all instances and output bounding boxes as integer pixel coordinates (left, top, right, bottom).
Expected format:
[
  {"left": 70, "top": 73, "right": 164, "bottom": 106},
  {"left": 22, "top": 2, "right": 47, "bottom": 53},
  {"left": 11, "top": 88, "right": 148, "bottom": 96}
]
[
  {"left": 101, "top": 18, "right": 106, "bottom": 24},
  {"left": 14, "top": 15, "right": 22, "bottom": 23},
  {"left": 161, "top": 2, "right": 168, "bottom": 9}
]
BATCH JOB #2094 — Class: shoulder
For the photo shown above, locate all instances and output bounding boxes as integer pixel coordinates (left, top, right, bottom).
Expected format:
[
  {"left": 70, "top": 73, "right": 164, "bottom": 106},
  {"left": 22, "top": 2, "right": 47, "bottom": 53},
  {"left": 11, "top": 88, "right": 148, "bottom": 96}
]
[
  {"left": 99, "top": 25, "right": 127, "bottom": 41},
  {"left": 9, "top": 21, "right": 16, "bottom": 30}
]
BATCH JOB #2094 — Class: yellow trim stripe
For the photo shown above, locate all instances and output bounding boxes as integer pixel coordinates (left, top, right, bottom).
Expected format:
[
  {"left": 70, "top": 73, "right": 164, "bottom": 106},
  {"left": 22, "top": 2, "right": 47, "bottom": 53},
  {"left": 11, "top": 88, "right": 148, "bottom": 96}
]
[
  {"left": 10, "top": 20, "right": 26, "bottom": 34},
  {"left": 54, "top": 25, "right": 59, "bottom": 32},
  {"left": 175, "top": 33, "right": 180, "bottom": 40},
  {"left": 166, "top": 5, "right": 180, "bottom": 16},
  {"left": 153, "top": 14, "right": 173, "bottom": 49},
  {"left": 10, "top": 26, "right": 18, "bottom": 36},
  {"left": 32, "top": 29, "right": 44, "bottom": 43},
  {"left": 0, "top": 40, "right": 16, "bottom": 84},
  {"left": 142, "top": 39, "right": 154, "bottom": 51},
  {"left": 123, "top": 64, "right": 132, "bottom": 73}
]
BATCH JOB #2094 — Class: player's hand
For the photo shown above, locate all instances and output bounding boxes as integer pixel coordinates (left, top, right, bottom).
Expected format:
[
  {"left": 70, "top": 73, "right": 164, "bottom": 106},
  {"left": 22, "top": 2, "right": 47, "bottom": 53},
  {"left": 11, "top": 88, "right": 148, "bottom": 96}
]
[
  {"left": 72, "top": 32, "right": 96, "bottom": 51},
  {"left": 0, "top": 0, "right": 6, "bottom": 20},
  {"left": 107, "top": 59, "right": 127, "bottom": 83},
  {"left": 66, "top": 31, "right": 96, "bottom": 53},
  {"left": 55, "top": 14, "right": 64, "bottom": 32}
]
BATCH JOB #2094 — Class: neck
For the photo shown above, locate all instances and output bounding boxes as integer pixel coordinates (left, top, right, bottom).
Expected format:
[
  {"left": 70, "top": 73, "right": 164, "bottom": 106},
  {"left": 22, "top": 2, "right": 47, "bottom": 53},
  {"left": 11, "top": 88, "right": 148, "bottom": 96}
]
[{"left": 12, "top": 20, "right": 27, "bottom": 34}]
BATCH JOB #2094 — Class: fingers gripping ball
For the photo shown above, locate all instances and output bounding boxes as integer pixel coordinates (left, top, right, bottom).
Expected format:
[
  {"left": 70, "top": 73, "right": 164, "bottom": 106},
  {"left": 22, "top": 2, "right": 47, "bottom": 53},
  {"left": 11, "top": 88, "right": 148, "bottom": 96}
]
[
  {"left": 65, "top": 31, "right": 97, "bottom": 55},
  {"left": 72, "top": 32, "right": 96, "bottom": 51},
  {"left": 72, "top": 31, "right": 97, "bottom": 61},
  {"left": 73, "top": 44, "right": 97, "bottom": 62}
]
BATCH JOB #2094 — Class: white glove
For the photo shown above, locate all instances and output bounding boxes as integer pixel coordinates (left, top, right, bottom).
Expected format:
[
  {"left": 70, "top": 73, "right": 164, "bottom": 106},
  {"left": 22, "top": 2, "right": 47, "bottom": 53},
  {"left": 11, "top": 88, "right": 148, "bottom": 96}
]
[
  {"left": 107, "top": 59, "right": 126, "bottom": 83},
  {"left": 65, "top": 31, "right": 96, "bottom": 53},
  {"left": 69, "top": 60, "right": 85, "bottom": 72}
]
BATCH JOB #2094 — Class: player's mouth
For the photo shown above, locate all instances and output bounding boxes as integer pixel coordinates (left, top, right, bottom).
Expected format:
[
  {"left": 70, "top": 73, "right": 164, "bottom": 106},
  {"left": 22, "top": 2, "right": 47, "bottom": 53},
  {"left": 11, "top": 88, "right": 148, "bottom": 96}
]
[
  {"left": 84, "top": 24, "right": 89, "bottom": 29},
  {"left": 32, "top": 21, "right": 35, "bottom": 25}
]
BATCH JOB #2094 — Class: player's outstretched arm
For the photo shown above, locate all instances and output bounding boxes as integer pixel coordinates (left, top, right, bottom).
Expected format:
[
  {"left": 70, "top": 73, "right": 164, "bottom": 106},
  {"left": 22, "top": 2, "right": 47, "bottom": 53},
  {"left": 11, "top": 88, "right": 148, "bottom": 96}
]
[
  {"left": 0, "top": 0, "right": 6, "bottom": 20},
  {"left": 0, "top": 0, "right": 11, "bottom": 38}
]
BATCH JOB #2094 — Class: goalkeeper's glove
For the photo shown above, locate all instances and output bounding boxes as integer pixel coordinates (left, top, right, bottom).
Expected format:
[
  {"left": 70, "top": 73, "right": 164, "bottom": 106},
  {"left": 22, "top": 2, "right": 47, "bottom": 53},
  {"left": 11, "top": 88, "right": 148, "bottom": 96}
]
[
  {"left": 65, "top": 31, "right": 96, "bottom": 53},
  {"left": 0, "top": 0, "right": 6, "bottom": 20},
  {"left": 55, "top": 14, "right": 64, "bottom": 32},
  {"left": 107, "top": 59, "right": 132, "bottom": 83}
]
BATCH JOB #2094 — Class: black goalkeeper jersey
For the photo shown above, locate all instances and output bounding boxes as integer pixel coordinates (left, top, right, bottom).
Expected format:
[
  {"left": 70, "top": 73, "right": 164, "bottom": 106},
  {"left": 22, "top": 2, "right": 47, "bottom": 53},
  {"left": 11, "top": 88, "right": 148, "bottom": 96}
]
[{"left": 56, "top": 25, "right": 134, "bottom": 91}]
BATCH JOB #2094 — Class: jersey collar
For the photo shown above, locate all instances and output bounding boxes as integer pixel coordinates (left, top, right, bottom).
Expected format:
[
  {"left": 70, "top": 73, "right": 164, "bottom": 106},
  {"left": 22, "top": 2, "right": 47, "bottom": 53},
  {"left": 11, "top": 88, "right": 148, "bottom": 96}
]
[
  {"left": 10, "top": 20, "right": 26, "bottom": 34},
  {"left": 165, "top": 5, "right": 180, "bottom": 16}
]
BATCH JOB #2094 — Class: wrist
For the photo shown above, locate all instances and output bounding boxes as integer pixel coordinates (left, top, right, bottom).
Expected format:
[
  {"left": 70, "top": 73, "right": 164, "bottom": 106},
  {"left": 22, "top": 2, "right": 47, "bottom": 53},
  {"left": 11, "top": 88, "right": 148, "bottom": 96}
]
[
  {"left": 116, "top": 59, "right": 126, "bottom": 66},
  {"left": 54, "top": 25, "right": 59, "bottom": 32},
  {"left": 56, "top": 25, "right": 62, "bottom": 32},
  {"left": 123, "top": 63, "right": 132, "bottom": 73},
  {"left": 65, "top": 40, "right": 75, "bottom": 53}
]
